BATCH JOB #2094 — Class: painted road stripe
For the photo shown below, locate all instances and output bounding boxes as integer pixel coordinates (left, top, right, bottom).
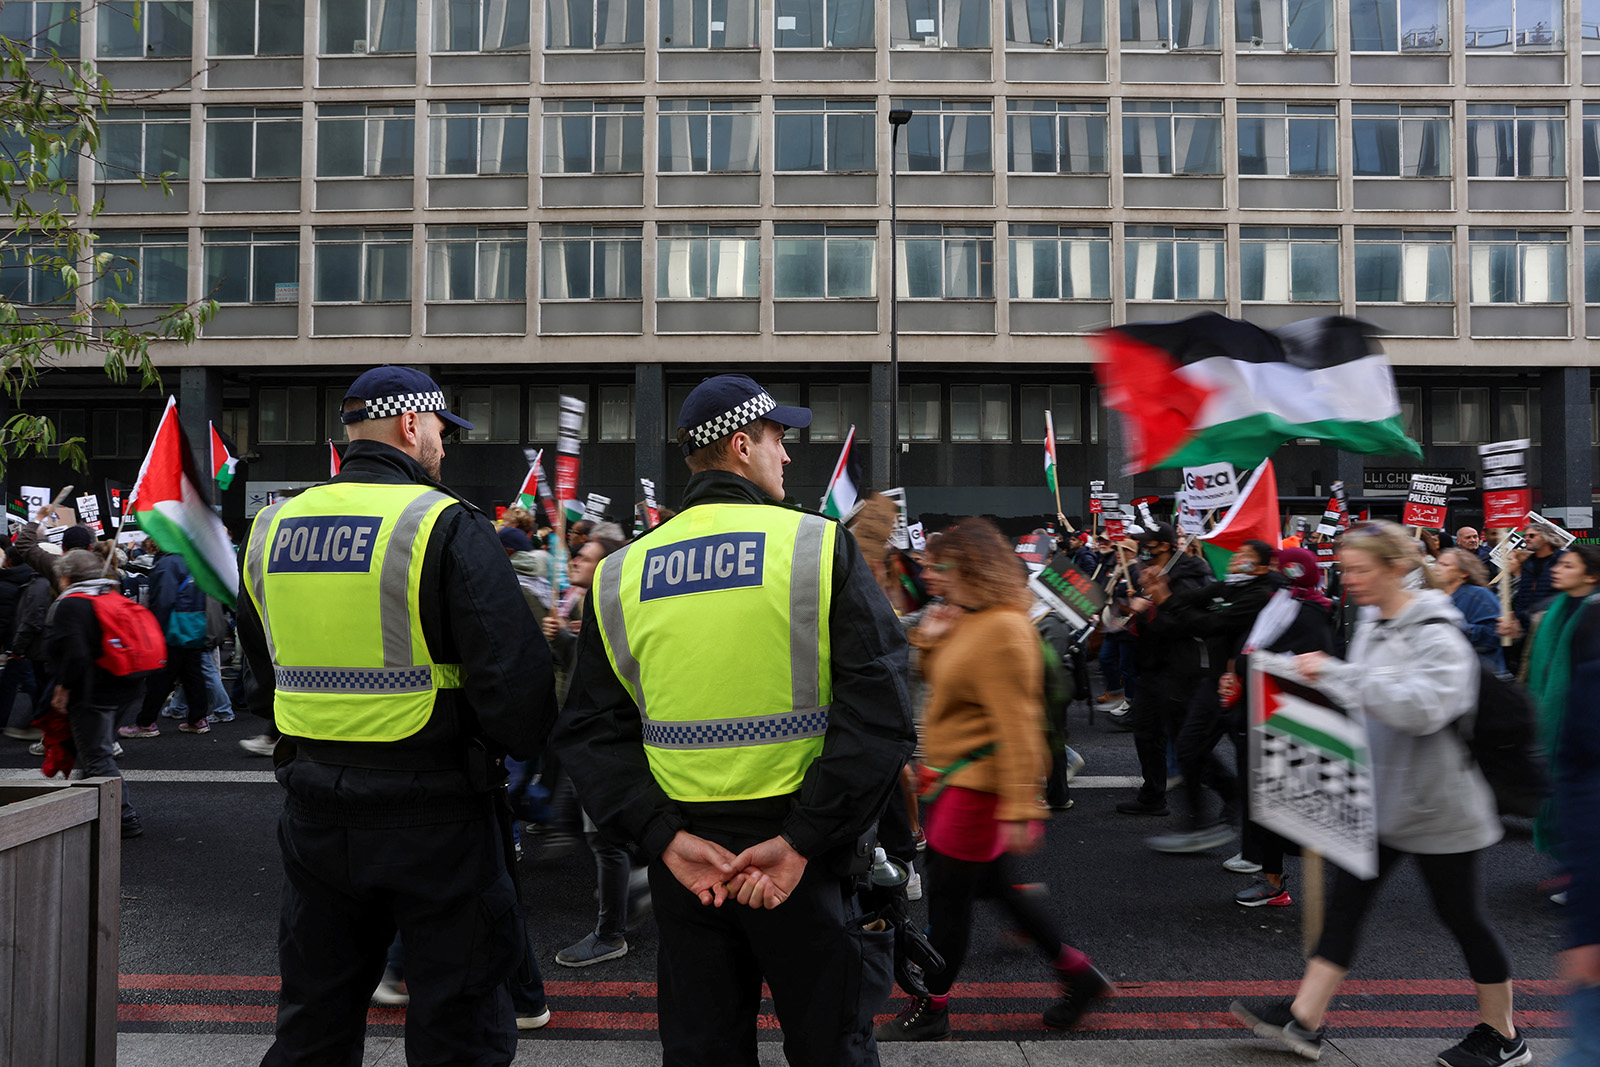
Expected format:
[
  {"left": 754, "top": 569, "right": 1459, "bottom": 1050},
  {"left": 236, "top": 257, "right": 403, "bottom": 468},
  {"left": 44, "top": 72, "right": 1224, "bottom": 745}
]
[
  {"left": 118, "top": 975, "right": 1568, "bottom": 997},
  {"left": 116, "top": 1004, "right": 1565, "bottom": 1032},
  {"left": 0, "top": 769, "right": 1145, "bottom": 788}
]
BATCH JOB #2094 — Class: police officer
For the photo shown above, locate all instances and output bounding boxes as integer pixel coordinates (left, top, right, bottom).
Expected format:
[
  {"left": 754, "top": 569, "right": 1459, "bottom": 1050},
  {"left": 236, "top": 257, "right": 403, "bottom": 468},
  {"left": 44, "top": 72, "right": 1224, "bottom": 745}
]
[
  {"left": 554, "top": 374, "right": 915, "bottom": 1066},
  {"left": 236, "top": 366, "right": 558, "bottom": 1067}
]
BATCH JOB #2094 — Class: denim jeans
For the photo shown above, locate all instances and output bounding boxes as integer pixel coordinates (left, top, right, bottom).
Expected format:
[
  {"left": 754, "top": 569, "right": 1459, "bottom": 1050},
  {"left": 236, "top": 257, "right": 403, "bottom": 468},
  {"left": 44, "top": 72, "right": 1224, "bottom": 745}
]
[
  {"left": 167, "top": 648, "right": 232, "bottom": 720},
  {"left": 1559, "top": 982, "right": 1600, "bottom": 1067}
]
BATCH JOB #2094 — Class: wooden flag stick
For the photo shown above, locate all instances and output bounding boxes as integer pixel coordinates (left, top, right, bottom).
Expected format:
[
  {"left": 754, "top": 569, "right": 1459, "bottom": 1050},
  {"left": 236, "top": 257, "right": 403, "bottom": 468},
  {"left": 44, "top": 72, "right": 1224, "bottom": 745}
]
[{"left": 1301, "top": 851, "right": 1325, "bottom": 959}]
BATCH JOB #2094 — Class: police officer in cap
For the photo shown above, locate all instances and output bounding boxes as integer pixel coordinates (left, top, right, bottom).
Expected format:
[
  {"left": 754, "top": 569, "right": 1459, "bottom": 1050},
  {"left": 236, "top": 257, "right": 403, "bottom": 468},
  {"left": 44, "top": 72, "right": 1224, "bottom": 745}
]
[
  {"left": 237, "top": 366, "right": 558, "bottom": 1066},
  {"left": 555, "top": 374, "right": 915, "bottom": 1066}
]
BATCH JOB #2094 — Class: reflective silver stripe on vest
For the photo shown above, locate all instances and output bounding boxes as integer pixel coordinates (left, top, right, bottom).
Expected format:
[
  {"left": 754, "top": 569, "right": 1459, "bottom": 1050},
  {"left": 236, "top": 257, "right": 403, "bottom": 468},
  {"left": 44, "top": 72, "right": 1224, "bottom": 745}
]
[
  {"left": 379, "top": 490, "right": 452, "bottom": 667},
  {"left": 594, "top": 544, "right": 645, "bottom": 718},
  {"left": 245, "top": 501, "right": 287, "bottom": 660},
  {"left": 593, "top": 513, "right": 832, "bottom": 751},
  {"left": 275, "top": 665, "right": 434, "bottom": 693}
]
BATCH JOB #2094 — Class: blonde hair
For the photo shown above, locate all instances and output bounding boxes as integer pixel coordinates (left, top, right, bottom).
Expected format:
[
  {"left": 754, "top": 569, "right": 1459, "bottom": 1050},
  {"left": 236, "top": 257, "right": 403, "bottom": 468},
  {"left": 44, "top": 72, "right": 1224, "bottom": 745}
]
[
  {"left": 1341, "top": 520, "right": 1436, "bottom": 586},
  {"left": 1437, "top": 547, "right": 1489, "bottom": 587}
]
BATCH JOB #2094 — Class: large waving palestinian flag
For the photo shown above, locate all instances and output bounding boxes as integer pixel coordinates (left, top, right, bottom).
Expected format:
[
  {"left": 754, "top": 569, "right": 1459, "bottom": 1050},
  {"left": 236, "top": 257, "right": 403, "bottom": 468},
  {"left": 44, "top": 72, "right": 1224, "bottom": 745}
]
[
  {"left": 1199, "top": 460, "right": 1282, "bottom": 579},
  {"left": 1094, "top": 314, "right": 1422, "bottom": 473},
  {"left": 129, "top": 397, "right": 239, "bottom": 607}
]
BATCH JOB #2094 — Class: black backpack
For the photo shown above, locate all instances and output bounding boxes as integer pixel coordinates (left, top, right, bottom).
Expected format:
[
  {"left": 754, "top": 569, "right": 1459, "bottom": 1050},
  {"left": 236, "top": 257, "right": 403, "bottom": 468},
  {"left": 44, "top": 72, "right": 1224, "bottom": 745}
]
[{"left": 1463, "top": 665, "right": 1551, "bottom": 818}]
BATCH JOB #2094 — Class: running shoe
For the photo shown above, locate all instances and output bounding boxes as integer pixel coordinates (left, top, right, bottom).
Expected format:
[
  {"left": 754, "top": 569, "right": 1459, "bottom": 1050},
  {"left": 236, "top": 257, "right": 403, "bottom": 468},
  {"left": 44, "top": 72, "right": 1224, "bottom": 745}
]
[
  {"left": 1231, "top": 999, "right": 1324, "bottom": 1061},
  {"left": 1224, "top": 853, "right": 1263, "bottom": 874},
  {"left": 1436, "top": 1023, "right": 1531, "bottom": 1067},
  {"left": 1235, "top": 877, "right": 1293, "bottom": 908},
  {"left": 208, "top": 709, "right": 236, "bottom": 723},
  {"left": 873, "top": 997, "right": 951, "bottom": 1042},
  {"left": 555, "top": 932, "right": 628, "bottom": 968},
  {"left": 1062, "top": 746, "right": 1086, "bottom": 782},
  {"left": 239, "top": 734, "right": 277, "bottom": 757},
  {"left": 1044, "top": 962, "right": 1111, "bottom": 1029},
  {"left": 1147, "top": 824, "right": 1233, "bottom": 853},
  {"left": 516, "top": 1007, "right": 552, "bottom": 1030},
  {"left": 371, "top": 969, "right": 409, "bottom": 1006},
  {"left": 178, "top": 720, "right": 210, "bottom": 735},
  {"left": 118, "top": 724, "right": 160, "bottom": 739}
]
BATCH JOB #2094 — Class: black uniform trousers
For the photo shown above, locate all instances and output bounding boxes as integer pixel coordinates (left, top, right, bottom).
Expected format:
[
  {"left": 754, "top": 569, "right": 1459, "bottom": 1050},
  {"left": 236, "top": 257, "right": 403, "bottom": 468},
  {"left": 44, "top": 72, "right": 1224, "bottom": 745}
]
[
  {"left": 649, "top": 847, "right": 893, "bottom": 1067},
  {"left": 1130, "top": 680, "right": 1195, "bottom": 802},
  {"left": 260, "top": 804, "right": 523, "bottom": 1067},
  {"left": 1174, "top": 683, "right": 1238, "bottom": 828}
]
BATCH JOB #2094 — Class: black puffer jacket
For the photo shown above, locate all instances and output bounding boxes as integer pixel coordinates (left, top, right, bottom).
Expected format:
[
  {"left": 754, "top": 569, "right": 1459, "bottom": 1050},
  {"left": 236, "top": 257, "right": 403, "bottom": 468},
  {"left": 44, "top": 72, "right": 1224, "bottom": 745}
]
[{"left": 0, "top": 561, "right": 37, "bottom": 643}]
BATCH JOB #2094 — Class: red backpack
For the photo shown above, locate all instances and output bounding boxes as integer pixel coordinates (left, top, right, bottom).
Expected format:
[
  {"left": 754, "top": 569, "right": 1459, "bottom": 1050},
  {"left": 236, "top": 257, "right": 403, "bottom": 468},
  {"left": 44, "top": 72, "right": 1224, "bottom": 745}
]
[{"left": 64, "top": 591, "right": 168, "bottom": 677}]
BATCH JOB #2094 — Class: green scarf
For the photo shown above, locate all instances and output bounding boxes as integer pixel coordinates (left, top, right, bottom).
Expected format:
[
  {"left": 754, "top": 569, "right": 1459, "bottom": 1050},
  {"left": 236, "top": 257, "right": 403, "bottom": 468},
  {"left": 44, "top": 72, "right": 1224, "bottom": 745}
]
[{"left": 1526, "top": 590, "right": 1593, "bottom": 852}]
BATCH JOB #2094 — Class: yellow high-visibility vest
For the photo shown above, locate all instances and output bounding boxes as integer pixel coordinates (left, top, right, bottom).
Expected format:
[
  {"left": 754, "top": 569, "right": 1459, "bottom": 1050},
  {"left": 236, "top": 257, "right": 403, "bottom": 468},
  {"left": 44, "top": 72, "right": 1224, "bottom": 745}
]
[
  {"left": 590, "top": 502, "right": 836, "bottom": 802},
  {"left": 241, "top": 482, "right": 463, "bottom": 742}
]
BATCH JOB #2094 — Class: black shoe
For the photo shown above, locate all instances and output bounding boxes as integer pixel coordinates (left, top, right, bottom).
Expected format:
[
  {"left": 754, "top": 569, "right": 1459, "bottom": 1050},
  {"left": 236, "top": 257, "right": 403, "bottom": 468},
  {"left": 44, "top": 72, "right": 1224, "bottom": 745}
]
[
  {"left": 121, "top": 818, "right": 144, "bottom": 839},
  {"left": 1436, "top": 1023, "right": 1531, "bottom": 1067},
  {"left": 1231, "top": 998, "right": 1325, "bottom": 1060},
  {"left": 1115, "top": 796, "right": 1169, "bottom": 816},
  {"left": 873, "top": 997, "right": 951, "bottom": 1042},
  {"left": 1043, "top": 962, "right": 1111, "bottom": 1029}
]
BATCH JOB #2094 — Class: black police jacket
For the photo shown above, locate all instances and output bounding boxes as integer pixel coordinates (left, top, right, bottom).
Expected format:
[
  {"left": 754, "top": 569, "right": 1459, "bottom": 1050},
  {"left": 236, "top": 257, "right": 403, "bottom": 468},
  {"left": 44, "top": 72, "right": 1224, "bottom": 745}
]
[
  {"left": 554, "top": 469, "right": 916, "bottom": 864},
  {"left": 235, "top": 440, "right": 558, "bottom": 821}
]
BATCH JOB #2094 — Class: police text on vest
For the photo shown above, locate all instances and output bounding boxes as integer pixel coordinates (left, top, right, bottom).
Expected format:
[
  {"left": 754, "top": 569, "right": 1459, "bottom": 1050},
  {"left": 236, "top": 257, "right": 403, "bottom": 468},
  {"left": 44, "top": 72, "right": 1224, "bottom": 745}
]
[
  {"left": 268, "top": 516, "right": 384, "bottom": 573},
  {"left": 640, "top": 533, "right": 766, "bottom": 600}
]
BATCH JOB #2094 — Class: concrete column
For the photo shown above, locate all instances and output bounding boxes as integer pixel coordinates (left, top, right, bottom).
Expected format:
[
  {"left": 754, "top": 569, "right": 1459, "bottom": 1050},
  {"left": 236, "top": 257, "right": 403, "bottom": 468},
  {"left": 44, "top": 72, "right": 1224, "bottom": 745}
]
[
  {"left": 1100, "top": 408, "right": 1134, "bottom": 500},
  {"left": 179, "top": 366, "right": 223, "bottom": 499},
  {"left": 1334, "top": 450, "right": 1365, "bottom": 497},
  {"left": 634, "top": 362, "right": 665, "bottom": 498},
  {"left": 870, "top": 362, "right": 892, "bottom": 491},
  {"left": 1540, "top": 368, "right": 1594, "bottom": 521}
]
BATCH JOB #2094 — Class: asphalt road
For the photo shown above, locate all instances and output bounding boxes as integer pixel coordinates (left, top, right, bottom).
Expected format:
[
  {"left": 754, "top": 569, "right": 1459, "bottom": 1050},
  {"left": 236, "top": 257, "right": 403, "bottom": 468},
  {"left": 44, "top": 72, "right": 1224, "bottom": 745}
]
[{"left": 0, "top": 698, "right": 1570, "bottom": 1048}]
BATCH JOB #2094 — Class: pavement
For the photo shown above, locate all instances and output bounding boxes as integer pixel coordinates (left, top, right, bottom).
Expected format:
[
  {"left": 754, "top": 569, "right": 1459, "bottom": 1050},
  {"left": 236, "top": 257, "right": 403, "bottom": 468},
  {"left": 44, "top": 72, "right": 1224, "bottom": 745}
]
[{"left": 1, "top": 692, "right": 1579, "bottom": 1066}]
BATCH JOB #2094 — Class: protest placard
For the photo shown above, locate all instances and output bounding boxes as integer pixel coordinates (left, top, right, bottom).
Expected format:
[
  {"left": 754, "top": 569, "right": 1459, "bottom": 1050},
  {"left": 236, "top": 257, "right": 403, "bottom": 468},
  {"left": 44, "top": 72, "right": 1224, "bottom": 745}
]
[
  {"left": 1014, "top": 534, "right": 1050, "bottom": 571},
  {"left": 1249, "top": 655, "right": 1377, "bottom": 879},
  {"left": 882, "top": 488, "right": 911, "bottom": 549},
  {"left": 1177, "top": 492, "right": 1204, "bottom": 536},
  {"left": 1315, "top": 481, "right": 1348, "bottom": 537},
  {"left": 1029, "top": 552, "right": 1110, "bottom": 630},
  {"left": 1523, "top": 510, "right": 1576, "bottom": 550},
  {"left": 1478, "top": 439, "right": 1531, "bottom": 529},
  {"left": 908, "top": 522, "right": 927, "bottom": 552},
  {"left": 583, "top": 493, "right": 611, "bottom": 521},
  {"left": 1182, "top": 462, "right": 1238, "bottom": 510},
  {"left": 1401, "top": 474, "right": 1451, "bottom": 529}
]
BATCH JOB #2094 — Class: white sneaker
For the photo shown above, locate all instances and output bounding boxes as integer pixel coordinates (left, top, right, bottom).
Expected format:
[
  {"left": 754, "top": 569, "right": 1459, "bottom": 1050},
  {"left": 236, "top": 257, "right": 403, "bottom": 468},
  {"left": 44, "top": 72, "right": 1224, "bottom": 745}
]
[
  {"left": 112, "top": 742, "right": 124, "bottom": 758},
  {"left": 1104, "top": 699, "right": 1130, "bottom": 716},
  {"left": 516, "top": 1007, "right": 552, "bottom": 1030},
  {"left": 1224, "top": 853, "right": 1263, "bottom": 874},
  {"left": 371, "top": 970, "right": 409, "bottom": 1006},
  {"left": 239, "top": 734, "right": 276, "bottom": 757},
  {"left": 29, "top": 741, "right": 44, "bottom": 756},
  {"left": 905, "top": 870, "right": 923, "bottom": 902}
]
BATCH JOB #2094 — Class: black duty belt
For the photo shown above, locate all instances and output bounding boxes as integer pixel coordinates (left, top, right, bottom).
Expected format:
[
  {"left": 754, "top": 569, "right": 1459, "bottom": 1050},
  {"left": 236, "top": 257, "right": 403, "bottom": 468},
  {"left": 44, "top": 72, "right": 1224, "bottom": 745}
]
[{"left": 292, "top": 739, "right": 462, "bottom": 773}]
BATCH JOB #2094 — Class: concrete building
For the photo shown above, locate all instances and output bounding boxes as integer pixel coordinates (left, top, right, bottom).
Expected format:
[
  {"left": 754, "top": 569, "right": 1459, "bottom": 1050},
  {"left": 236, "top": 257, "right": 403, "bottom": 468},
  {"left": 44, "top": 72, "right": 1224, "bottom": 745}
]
[{"left": 5, "top": 0, "right": 1598, "bottom": 531}]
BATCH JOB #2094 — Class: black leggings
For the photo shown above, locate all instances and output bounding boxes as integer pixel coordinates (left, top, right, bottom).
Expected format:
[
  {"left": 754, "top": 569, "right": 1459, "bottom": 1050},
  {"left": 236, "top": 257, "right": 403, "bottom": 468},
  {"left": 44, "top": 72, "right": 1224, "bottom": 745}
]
[
  {"left": 1314, "top": 846, "right": 1511, "bottom": 984},
  {"left": 923, "top": 848, "right": 1064, "bottom": 997}
]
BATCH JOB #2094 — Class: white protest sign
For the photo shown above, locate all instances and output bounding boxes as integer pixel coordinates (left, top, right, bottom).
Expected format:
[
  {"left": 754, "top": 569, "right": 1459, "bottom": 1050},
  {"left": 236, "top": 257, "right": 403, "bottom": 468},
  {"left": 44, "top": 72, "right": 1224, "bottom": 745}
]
[
  {"left": 908, "top": 522, "right": 927, "bottom": 552},
  {"left": 1177, "top": 493, "right": 1205, "bottom": 536},
  {"left": 1182, "top": 462, "right": 1238, "bottom": 511},
  {"left": 1402, "top": 474, "right": 1452, "bottom": 529},
  {"left": 882, "top": 487, "right": 911, "bottom": 550},
  {"left": 1523, "top": 511, "right": 1577, "bottom": 551},
  {"left": 19, "top": 485, "right": 49, "bottom": 520},
  {"left": 583, "top": 493, "right": 611, "bottom": 522},
  {"left": 76, "top": 494, "right": 101, "bottom": 524}
]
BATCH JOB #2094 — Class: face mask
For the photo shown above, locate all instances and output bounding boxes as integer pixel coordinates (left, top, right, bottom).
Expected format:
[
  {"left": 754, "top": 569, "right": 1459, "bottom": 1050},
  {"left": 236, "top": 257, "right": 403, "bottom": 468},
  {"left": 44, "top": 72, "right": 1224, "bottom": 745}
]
[
  {"left": 1224, "top": 571, "right": 1254, "bottom": 585},
  {"left": 1137, "top": 548, "right": 1154, "bottom": 563}
]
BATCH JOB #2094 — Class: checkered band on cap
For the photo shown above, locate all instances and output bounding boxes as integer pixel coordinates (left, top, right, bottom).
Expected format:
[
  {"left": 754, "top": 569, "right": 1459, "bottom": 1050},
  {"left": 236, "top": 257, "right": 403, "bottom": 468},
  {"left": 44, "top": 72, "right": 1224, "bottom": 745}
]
[
  {"left": 348, "top": 390, "right": 449, "bottom": 423},
  {"left": 688, "top": 391, "right": 776, "bottom": 449}
]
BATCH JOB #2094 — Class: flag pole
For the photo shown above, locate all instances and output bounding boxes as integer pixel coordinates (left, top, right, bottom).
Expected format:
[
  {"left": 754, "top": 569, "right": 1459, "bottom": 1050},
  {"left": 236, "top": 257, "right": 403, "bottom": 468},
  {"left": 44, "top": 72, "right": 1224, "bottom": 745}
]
[{"left": 1044, "top": 410, "right": 1074, "bottom": 533}]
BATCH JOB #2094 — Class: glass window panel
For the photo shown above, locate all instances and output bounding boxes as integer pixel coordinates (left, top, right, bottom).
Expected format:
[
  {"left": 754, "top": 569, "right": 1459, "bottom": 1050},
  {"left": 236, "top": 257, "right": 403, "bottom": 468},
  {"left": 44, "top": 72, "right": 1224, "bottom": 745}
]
[
  {"left": 256, "top": 119, "right": 301, "bottom": 178},
  {"left": 253, "top": 242, "right": 298, "bottom": 302},
  {"left": 204, "top": 243, "right": 250, "bottom": 303},
  {"left": 827, "top": 238, "right": 875, "bottom": 297},
  {"left": 210, "top": 0, "right": 256, "bottom": 53},
  {"left": 599, "top": 384, "right": 634, "bottom": 441},
  {"left": 316, "top": 243, "right": 361, "bottom": 301},
  {"left": 775, "top": 112, "right": 824, "bottom": 171},
  {"left": 259, "top": 0, "right": 305, "bottom": 52},
  {"left": 950, "top": 384, "right": 980, "bottom": 440},
  {"left": 1431, "top": 387, "right": 1460, "bottom": 443},
  {"left": 898, "top": 383, "right": 941, "bottom": 441},
  {"left": 207, "top": 122, "right": 254, "bottom": 178}
]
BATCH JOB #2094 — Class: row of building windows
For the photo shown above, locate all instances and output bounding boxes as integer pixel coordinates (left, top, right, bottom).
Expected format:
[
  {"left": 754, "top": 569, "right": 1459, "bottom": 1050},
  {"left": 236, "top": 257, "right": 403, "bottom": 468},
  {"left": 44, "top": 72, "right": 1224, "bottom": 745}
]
[
  {"left": 34, "top": 100, "right": 1600, "bottom": 183},
  {"left": 13, "top": 225, "right": 1600, "bottom": 308},
  {"left": 7, "top": 0, "right": 1598, "bottom": 59}
]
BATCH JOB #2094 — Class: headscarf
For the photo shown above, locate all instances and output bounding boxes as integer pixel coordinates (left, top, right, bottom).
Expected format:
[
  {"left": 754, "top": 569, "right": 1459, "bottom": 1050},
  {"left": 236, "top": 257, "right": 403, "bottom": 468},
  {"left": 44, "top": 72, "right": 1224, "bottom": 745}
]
[{"left": 1275, "top": 547, "right": 1330, "bottom": 609}]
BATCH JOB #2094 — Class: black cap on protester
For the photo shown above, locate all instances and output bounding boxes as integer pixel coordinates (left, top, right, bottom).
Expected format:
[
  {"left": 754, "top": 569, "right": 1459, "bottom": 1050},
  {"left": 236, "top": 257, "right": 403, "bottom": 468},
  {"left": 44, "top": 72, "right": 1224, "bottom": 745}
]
[
  {"left": 1134, "top": 522, "right": 1178, "bottom": 546},
  {"left": 62, "top": 524, "right": 95, "bottom": 551},
  {"left": 498, "top": 526, "right": 534, "bottom": 553},
  {"left": 341, "top": 365, "right": 473, "bottom": 433},
  {"left": 676, "top": 374, "right": 811, "bottom": 457}
]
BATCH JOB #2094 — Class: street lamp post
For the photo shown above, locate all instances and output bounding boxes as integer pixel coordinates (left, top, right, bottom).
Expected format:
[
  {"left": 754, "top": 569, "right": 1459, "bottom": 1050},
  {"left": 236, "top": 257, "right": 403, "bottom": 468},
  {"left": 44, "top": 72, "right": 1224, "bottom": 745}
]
[{"left": 887, "top": 108, "right": 912, "bottom": 489}]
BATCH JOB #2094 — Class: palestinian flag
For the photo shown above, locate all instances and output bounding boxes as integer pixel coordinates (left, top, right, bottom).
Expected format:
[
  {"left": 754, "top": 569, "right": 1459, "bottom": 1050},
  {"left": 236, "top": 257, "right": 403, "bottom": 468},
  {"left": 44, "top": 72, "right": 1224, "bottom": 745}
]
[
  {"left": 563, "top": 499, "right": 584, "bottom": 524},
  {"left": 328, "top": 440, "right": 342, "bottom": 477},
  {"left": 1094, "top": 313, "right": 1422, "bottom": 473},
  {"left": 129, "top": 398, "right": 238, "bottom": 607},
  {"left": 822, "top": 426, "right": 859, "bottom": 520},
  {"left": 514, "top": 465, "right": 539, "bottom": 511},
  {"left": 1199, "top": 460, "right": 1282, "bottom": 579},
  {"left": 1044, "top": 411, "right": 1059, "bottom": 493},
  {"left": 209, "top": 422, "right": 238, "bottom": 490}
]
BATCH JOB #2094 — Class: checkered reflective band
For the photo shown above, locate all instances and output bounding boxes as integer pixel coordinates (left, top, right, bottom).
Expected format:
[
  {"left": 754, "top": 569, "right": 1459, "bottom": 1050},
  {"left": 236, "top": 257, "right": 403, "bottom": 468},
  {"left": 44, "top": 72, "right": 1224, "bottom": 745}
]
[
  {"left": 641, "top": 707, "right": 830, "bottom": 750},
  {"left": 275, "top": 666, "right": 435, "bottom": 693},
  {"left": 688, "top": 391, "right": 777, "bottom": 449},
  {"left": 343, "top": 390, "right": 450, "bottom": 424}
]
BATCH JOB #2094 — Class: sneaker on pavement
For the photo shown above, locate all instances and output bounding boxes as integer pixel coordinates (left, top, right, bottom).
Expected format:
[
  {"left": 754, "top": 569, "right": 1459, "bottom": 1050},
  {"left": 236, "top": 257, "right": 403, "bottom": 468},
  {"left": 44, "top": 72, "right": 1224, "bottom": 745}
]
[
  {"left": 112, "top": 742, "right": 124, "bottom": 758},
  {"left": 1235, "top": 877, "right": 1293, "bottom": 908},
  {"left": 1224, "top": 852, "right": 1263, "bottom": 874},
  {"left": 1044, "top": 962, "right": 1112, "bottom": 1029},
  {"left": 1148, "top": 824, "right": 1234, "bottom": 854},
  {"left": 118, "top": 724, "right": 160, "bottom": 739},
  {"left": 1552, "top": 890, "right": 1569, "bottom": 906},
  {"left": 1103, "top": 699, "right": 1130, "bottom": 716},
  {"left": 120, "top": 817, "right": 144, "bottom": 839},
  {"left": 207, "top": 710, "right": 236, "bottom": 724},
  {"left": 555, "top": 932, "right": 628, "bottom": 968},
  {"left": 1115, "top": 796, "right": 1170, "bottom": 816},
  {"left": 1094, "top": 692, "right": 1123, "bottom": 706},
  {"left": 905, "top": 870, "right": 923, "bottom": 902},
  {"left": 371, "top": 969, "right": 409, "bottom": 1006},
  {"left": 239, "top": 734, "right": 277, "bottom": 757},
  {"left": 3, "top": 726, "right": 42, "bottom": 741},
  {"left": 178, "top": 720, "right": 210, "bottom": 735},
  {"left": 1436, "top": 1023, "right": 1531, "bottom": 1067},
  {"left": 1232, "top": 999, "right": 1325, "bottom": 1061},
  {"left": 516, "top": 1007, "right": 552, "bottom": 1030},
  {"left": 28, "top": 741, "right": 44, "bottom": 756},
  {"left": 1062, "top": 746, "right": 1086, "bottom": 782},
  {"left": 159, "top": 703, "right": 183, "bottom": 719},
  {"left": 873, "top": 997, "right": 951, "bottom": 1042}
]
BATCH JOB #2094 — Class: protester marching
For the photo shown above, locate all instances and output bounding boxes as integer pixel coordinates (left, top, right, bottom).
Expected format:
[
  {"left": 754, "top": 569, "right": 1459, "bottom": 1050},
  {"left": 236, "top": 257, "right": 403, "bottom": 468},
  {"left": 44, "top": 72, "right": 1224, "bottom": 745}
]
[{"left": 4, "top": 313, "right": 1596, "bottom": 1067}]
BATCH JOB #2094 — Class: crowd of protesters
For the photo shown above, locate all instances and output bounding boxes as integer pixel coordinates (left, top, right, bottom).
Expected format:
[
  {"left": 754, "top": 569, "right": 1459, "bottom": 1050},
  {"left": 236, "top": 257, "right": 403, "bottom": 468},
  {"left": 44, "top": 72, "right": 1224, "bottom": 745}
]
[{"left": 8, "top": 492, "right": 1598, "bottom": 1067}]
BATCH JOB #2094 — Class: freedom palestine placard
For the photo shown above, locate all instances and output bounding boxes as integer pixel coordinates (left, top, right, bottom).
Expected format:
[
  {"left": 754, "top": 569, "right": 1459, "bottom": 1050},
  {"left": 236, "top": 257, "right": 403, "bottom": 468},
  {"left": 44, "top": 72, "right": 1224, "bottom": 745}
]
[
  {"left": 1248, "top": 654, "right": 1377, "bottom": 879},
  {"left": 1029, "top": 552, "right": 1109, "bottom": 630}
]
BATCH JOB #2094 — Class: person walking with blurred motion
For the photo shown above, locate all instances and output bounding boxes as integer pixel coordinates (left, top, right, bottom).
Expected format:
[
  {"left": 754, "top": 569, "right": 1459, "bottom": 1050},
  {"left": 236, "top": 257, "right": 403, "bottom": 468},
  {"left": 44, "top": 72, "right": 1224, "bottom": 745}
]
[
  {"left": 1233, "top": 521, "right": 1527, "bottom": 1067},
  {"left": 1434, "top": 547, "right": 1506, "bottom": 674},
  {"left": 877, "top": 518, "right": 1109, "bottom": 1042}
]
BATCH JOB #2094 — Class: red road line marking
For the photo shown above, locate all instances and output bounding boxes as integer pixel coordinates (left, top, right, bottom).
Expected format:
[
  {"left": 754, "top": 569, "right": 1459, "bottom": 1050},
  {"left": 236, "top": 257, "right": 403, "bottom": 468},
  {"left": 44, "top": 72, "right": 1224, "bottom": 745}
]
[
  {"left": 116, "top": 1004, "right": 1567, "bottom": 1031},
  {"left": 117, "top": 975, "right": 1570, "bottom": 997}
]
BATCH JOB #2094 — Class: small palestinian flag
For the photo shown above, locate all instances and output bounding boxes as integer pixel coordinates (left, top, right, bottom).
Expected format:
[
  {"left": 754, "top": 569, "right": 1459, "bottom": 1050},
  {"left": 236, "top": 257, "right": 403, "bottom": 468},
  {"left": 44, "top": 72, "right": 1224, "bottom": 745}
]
[
  {"left": 1199, "top": 460, "right": 1281, "bottom": 579},
  {"left": 209, "top": 422, "right": 238, "bottom": 490},
  {"left": 822, "top": 426, "right": 859, "bottom": 520},
  {"left": 129, "top": 398, "right": 238, "bottom": 607},
  {"left": 1044, "top": 411, "right": 1059, "bottom": 493},
  {"left": 1094, "top": 313, "right": 1422, "bottom": 473},
  {"left": 515, "top": 462, "right": 540, "bottom": 512},
  {"left": 328, "top": 440, "right": 342, "bottom": 477},
  {"left": 563, "top": 499, "right": 584, "bottom": 524}
]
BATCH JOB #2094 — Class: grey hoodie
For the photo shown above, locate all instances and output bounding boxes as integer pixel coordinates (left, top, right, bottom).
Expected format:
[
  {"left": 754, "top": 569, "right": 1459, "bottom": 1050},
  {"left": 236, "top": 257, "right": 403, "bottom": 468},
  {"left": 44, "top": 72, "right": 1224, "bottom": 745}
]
[{"left": 1318, "top": 589, "right": 1500, "bottom": 855}]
